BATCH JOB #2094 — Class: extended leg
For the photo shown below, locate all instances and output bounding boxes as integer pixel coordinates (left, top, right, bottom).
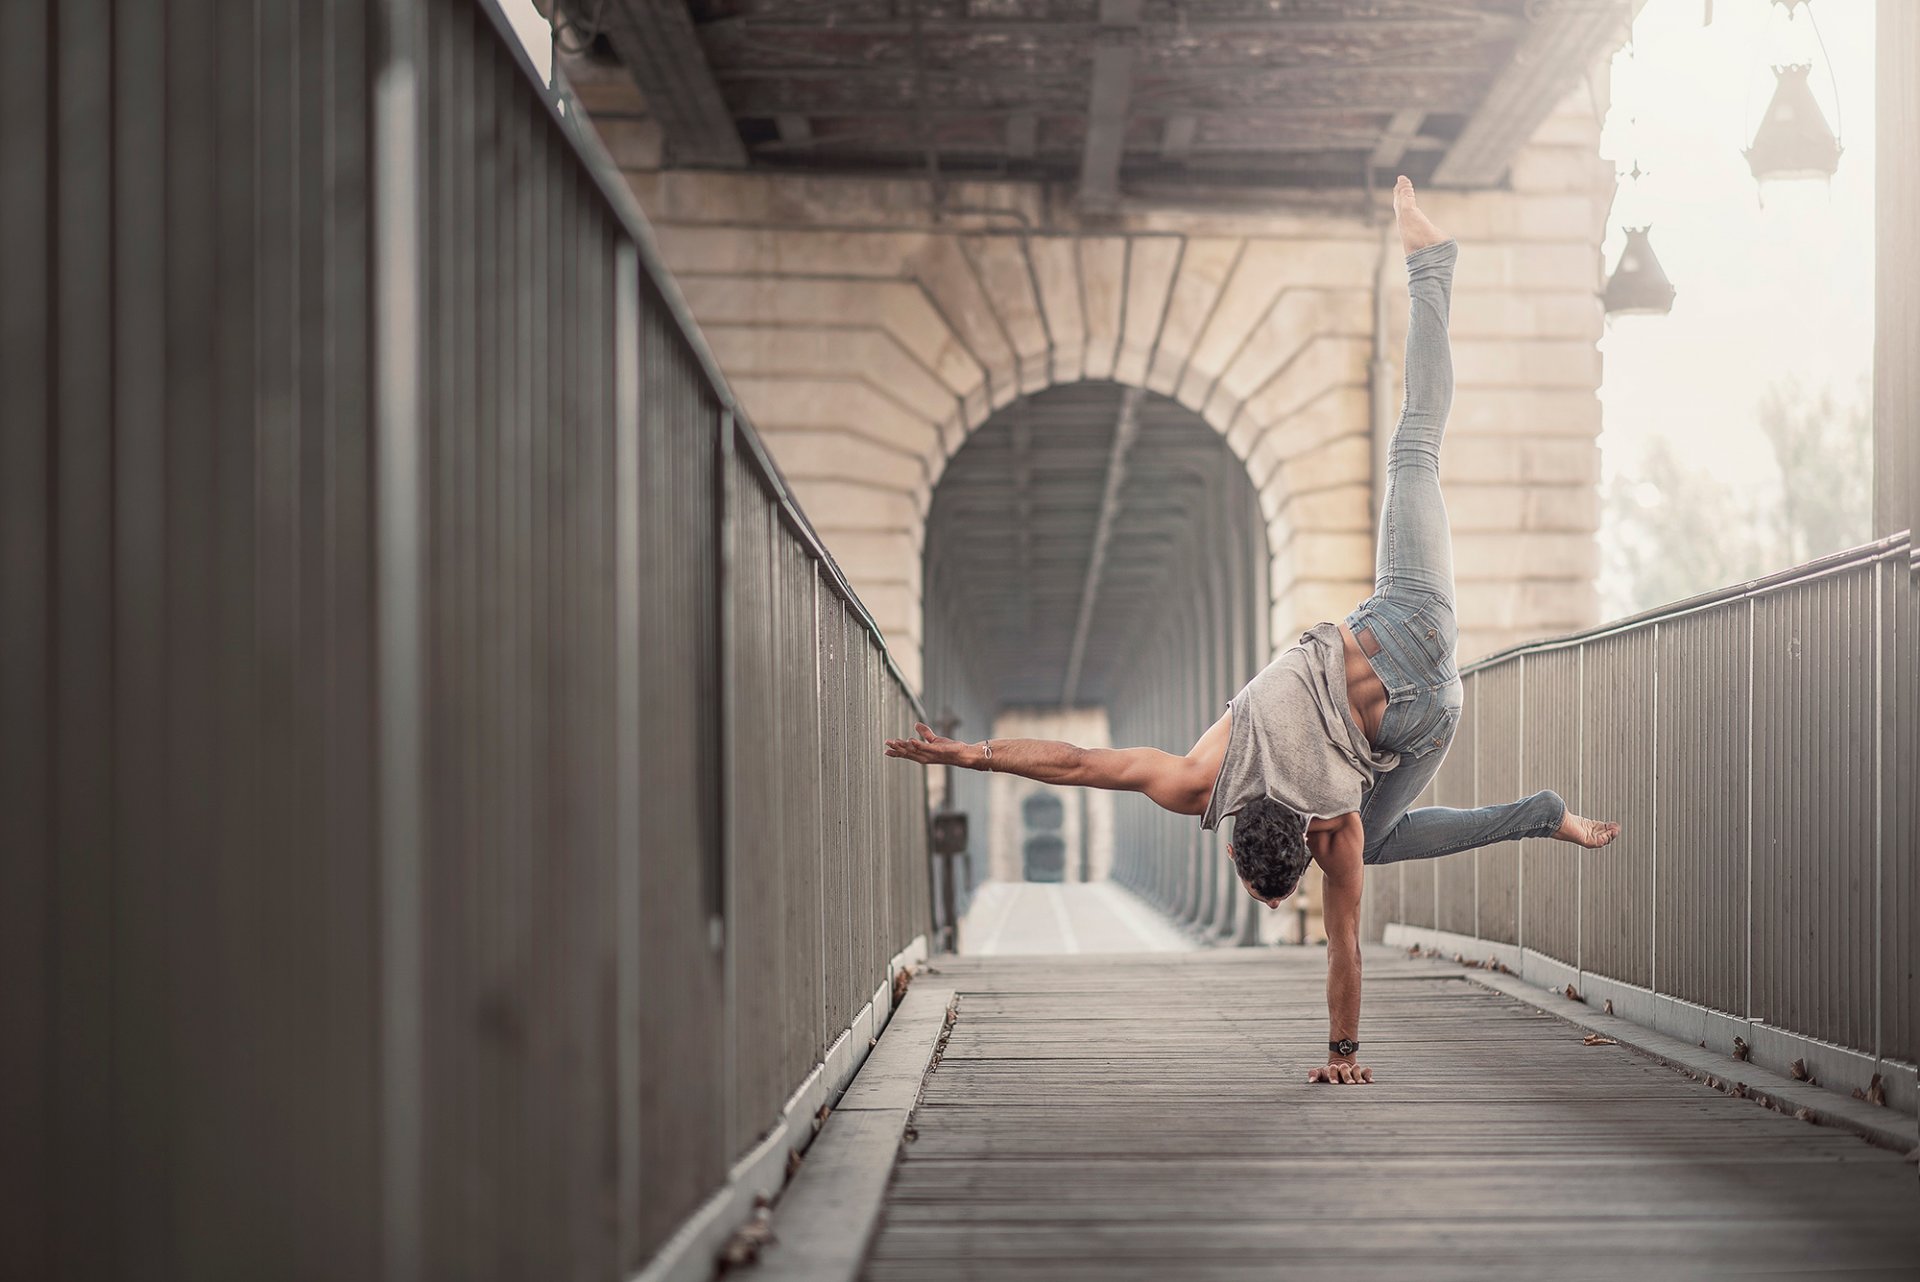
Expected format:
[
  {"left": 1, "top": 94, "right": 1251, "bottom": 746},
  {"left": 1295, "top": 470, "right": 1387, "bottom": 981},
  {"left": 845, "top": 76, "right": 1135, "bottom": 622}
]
[
  {"left": 1373, "top": 177, "right": 1458, "bottom": 605},
  {"left": 1365, "top": 788, "right": 1622, "bottom": 867}
]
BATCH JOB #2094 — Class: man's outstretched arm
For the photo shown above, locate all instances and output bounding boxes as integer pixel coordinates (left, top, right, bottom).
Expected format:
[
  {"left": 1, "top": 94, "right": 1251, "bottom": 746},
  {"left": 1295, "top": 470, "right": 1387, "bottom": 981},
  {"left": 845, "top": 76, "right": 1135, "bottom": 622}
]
[
  {"left": 883, "top": 716, "right": 1229, "bottom": 817},
  {"left": 1308, "top": 814, "right": 1373, "bottom": 1085}
]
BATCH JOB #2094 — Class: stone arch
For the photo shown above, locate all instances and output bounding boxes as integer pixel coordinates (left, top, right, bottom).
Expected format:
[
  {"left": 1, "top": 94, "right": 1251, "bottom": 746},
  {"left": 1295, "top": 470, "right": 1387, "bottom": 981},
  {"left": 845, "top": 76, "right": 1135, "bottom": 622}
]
[{"left": 672, "top": 218, "right": 1388, "bottom": 689}]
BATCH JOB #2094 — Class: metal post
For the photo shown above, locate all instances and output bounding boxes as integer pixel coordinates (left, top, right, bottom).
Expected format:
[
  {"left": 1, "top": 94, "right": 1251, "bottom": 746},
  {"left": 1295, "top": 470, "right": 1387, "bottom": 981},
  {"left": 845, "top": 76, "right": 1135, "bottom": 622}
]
[{"left": 372, "top": 1, "right": 426, "bottom": 1273}]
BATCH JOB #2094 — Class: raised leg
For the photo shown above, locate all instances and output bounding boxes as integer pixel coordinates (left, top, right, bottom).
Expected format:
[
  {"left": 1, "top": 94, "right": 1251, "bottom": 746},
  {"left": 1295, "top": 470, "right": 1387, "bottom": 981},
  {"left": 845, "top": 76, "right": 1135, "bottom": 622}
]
[{"left": 1373, "top": 176, "right": 1458, "bottom": 605}]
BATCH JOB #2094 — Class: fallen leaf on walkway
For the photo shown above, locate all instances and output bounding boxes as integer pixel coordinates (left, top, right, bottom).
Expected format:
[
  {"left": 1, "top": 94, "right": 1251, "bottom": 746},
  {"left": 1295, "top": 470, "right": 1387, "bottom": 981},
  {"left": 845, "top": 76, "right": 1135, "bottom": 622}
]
[
  {"left": 1729, "top": 1082, "right": 1748, "bottom": 1099},
  {"left": 1707, "top": 1075, "right": 1723, "bottom": 1090},
  {"left": 1564, "top": 984, "right": 1584, "bottom": 1003},
  {"left": 786, "top": 1148, "right": 803, "bottom": 1177},
  {"left": 1793, "top": 1107, "right": 1817, "bottom": 1123},
  {"left": 892, "top": 966, "right": 913, "bottom": 1005},
  {"left": 1582, "top": 1033, "right": 1617, "bottom": 1046},
  {"left": 1406, "top": 943, "right": 1424, "bottom": 958},
  {"left": 1602, "top": 998, "right": 1614, "bottom": 1015},
  {"left": 1732, "top": 1037, "right": 1750, "bottom": 1062},
  {"left": 1867, "top": 1073, "right": 1887, "bottom": 1107},
  {"left": 718, "top": 1203, "right": 776, "bottom": 1269},
  {"left": 1789, "top": 1058, "right": 1811, "bottom": 1082}
]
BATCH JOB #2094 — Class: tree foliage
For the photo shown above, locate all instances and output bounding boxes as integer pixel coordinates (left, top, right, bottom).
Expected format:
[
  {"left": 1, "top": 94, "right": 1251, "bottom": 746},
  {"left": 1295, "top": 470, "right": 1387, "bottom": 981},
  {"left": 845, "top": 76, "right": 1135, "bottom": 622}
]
[{"left": 1600, "top": 377, "right": 1871, "bottom": 617}]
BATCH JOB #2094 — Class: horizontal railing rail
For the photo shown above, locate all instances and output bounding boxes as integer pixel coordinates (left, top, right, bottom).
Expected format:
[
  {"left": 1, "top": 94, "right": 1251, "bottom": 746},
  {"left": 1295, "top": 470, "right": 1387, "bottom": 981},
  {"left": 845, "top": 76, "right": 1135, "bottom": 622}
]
[
  {"left": 1, "top": 1, "right": 931, "bottom": 1278},
  {"left": 1368, "top": 536, "right": 1914, "bottom": 1116},
  {"left": 1459, "top": 533, "right": 1911, "bottom": 670}
]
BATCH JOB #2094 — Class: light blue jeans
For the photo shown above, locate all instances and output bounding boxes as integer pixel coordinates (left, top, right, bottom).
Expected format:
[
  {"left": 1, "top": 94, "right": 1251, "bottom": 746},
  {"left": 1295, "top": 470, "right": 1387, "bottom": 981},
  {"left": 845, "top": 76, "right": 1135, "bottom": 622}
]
[{"left": 1343, "top": 241, "right": 1566, "bottom": 865}]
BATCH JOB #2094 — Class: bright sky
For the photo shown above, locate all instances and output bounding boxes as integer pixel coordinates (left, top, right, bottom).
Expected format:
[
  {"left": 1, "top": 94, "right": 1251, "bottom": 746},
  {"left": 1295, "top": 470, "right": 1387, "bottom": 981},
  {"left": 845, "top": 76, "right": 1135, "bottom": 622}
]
[
  {"left": 498, "top": 0, "right": 553, "bottom": 84},
  {"left": 1596, "top": 0, "right": 1875, "bottom": 487}
]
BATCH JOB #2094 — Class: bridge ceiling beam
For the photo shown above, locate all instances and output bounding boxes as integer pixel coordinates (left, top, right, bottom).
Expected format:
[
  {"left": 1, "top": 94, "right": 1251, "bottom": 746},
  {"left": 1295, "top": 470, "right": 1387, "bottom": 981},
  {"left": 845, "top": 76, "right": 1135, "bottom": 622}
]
[
  {"left": 1369, "top": 109, "right": 1426, "bottom": 174},
  {"left": 1078, "top": 0, "right": 1142, "bottom": 212},
  {"left": 1430, "top": 3, "right": 1621, "bottom": 187},
  {"left": 597, "top": 0, "right": 745, "bottom": 167},
  {"left": 673, "top": 1, "right": 1579, "bottom": 194}
]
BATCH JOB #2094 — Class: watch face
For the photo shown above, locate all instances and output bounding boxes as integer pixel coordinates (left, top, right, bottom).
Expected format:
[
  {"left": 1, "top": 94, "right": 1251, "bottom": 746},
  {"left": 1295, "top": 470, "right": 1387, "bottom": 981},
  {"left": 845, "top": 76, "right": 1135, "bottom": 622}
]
[{"left": 1332, "top": 1039, "right": 1357, "bottom": 1056}]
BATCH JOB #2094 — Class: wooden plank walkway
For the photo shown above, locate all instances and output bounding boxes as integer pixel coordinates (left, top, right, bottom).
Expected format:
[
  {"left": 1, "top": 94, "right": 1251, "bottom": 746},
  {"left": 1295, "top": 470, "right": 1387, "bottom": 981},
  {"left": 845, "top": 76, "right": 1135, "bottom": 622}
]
[{"left": 863, "top": 948, "right": 1918, "bottom": 1281}]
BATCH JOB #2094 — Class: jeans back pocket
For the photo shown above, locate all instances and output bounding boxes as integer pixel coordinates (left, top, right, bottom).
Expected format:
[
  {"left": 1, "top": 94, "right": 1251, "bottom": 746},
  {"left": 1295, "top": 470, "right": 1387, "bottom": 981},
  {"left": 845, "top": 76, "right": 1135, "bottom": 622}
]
[{"left": 1396, "top": 602, "right": 1456, "bottom": 672}]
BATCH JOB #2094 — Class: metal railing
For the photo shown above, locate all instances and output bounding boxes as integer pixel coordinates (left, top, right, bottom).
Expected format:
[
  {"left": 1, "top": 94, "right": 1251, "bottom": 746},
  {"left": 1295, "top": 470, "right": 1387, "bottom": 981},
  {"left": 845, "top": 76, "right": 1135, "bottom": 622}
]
[
  {"left": 0, "top": 0, "right": 930, "bottom": 1277},
  {"left": 1366, "top": 535, "right": 1915, "bottom": 1110}
]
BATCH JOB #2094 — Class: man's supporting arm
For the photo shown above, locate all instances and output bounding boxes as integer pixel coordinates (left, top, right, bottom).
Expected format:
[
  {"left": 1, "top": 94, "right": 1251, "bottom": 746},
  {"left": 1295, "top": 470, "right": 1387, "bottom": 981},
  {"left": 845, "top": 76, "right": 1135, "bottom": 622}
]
[
  {"left": 882, "top": 715, "right": 1229, "bottom": 817},
  {"left": 1309, "top": 814, "right": 1374, "bottom": 1085}
]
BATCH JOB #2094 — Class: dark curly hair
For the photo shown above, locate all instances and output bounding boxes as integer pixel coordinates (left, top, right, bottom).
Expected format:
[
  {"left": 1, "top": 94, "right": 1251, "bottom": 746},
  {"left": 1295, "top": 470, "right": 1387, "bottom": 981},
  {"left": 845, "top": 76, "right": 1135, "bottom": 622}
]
[{"left": 1230, "top": 797, "right": 1310, "bottom": 903}]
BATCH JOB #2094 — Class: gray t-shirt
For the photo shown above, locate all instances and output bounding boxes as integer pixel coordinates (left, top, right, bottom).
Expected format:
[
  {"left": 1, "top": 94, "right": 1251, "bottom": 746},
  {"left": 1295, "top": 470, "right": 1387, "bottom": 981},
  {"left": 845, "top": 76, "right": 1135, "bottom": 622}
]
[{"left": 1199, "top": 622, "right": 1400, "bottom": 831}]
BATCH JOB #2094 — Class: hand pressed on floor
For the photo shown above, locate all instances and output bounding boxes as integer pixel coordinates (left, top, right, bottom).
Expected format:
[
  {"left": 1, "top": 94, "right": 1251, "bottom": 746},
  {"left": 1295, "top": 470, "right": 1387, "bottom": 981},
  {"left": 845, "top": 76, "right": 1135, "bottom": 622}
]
[{"left": 1309, "top": 1060, "right": 1374, "bottom": 1085}]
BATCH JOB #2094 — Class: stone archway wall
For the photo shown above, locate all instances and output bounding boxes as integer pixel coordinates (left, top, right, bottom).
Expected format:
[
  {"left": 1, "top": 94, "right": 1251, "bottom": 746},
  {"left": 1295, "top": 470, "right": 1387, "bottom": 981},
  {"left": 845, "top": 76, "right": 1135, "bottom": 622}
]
[{"left": 618, "top": 86, "right": 1612, "bottom": 691}]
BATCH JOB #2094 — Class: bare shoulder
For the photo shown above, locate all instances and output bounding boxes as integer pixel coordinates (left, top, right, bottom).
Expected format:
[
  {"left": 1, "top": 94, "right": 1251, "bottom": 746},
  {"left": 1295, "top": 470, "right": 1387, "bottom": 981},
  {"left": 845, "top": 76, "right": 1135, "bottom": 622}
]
[
  {"left": 1176, "top": 710, "right": 1232, "bottom": 811},
  {"left": 1309, "top": 813, "right": 1365, "bottom": 879}
]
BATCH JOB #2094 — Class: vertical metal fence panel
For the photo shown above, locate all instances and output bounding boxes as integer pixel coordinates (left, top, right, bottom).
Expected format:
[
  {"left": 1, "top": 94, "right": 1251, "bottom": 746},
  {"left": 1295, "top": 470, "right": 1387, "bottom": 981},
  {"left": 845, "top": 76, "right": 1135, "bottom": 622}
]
[
  {"left": 0, "top": 2, "right": 53, "bottom": 1273},
  {"left": 1655, "top": 606, "right": 1751, "bottom": 1018},
  {"left": 1468, "top": 664, "right": 1520, "bottom": 947},
  {"left": 780, "top": 542, "right": 826, "bottom": 1087},
  {"left": 818, "top": 598, "right": 852, "bottom": 1033},
  {"left": 1752, "top": 568, "right": 1878, "bottom": 1051},
  {"left": 728, "top": 459, "right": 782, "bottom": 1156},
  {"left": 1361, "top": 844, "right": 1402, "bottom": 941},
  {"left": 1884, "top": 557, "right": 1916, "bottom": 1065},
  {"left": 1434, "top": 679, "right": 1479, "bottom": 936},
  {"left": 863, "top": 635, "right": 885, "bottom": 994},
  {"left": 632, "top": 280, "right": 725, "bottom": 1261},
  {"left": 1518, "top": 651, "right": 1577, "bottom": 960},
  {"left": 1579, "top": 629, "right": 1656, "bottom": 988},
  {"left": 1398, "top": 834, "right": 1438, "bottom": 930}
]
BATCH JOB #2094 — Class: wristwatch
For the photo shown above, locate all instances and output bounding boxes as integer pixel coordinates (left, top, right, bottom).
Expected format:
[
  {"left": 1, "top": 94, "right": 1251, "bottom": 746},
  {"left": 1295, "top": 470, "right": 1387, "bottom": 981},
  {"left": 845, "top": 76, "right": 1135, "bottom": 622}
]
[{"left": 1329, "top": 1038, "right": 1359, "bottom": 1058}]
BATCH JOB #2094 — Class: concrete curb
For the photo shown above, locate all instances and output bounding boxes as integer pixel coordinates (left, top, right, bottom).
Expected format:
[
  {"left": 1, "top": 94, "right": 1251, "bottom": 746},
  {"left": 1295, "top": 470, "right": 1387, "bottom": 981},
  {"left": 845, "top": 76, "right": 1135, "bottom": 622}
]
[
  {"left": 1420, "top": 956, "right": 1917, "bottom": 1156},
  {"left": 751, "top": 977, "right": 959, "bottom": 1280},
  {"left": 631, "top": 936, "right": 927, "bottom": 1282},
  {"left": 1383, "top": 921, "right": 1919, "bottom": 1118}
]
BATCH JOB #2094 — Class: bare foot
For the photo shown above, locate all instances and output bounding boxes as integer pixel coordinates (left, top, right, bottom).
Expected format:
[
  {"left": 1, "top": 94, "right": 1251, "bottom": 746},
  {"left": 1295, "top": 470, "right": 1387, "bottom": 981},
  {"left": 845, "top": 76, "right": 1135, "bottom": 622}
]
[
  {"left": 1554, "top": 810, "right": 1621, "bottom": 849},
  {"left": 1394, "top": 175, "right": 1450, "bottom": 256}
]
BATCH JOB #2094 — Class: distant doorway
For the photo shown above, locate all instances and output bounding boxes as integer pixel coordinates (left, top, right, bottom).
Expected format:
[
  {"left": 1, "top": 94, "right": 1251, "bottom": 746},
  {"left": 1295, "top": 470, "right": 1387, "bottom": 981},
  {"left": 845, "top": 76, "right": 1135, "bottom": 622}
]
[{"left": 1021, "top": 792, "right": 1067, "bottom": 882}]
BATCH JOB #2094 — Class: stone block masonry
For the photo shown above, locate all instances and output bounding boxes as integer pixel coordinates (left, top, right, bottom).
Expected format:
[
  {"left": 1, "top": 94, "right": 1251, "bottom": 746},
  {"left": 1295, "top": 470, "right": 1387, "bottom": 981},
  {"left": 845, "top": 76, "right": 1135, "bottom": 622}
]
[{"left": 596, "top": 85, "right": 1614, "bottom": 694}]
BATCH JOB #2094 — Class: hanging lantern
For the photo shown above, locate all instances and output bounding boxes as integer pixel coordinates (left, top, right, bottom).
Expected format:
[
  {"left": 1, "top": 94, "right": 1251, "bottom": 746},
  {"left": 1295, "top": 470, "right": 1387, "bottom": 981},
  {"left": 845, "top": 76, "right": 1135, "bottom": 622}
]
[
  {"left": 1604, "top": 227, "right": 1676, "bottom": 317},
  {"left": 1744, "top": 63, "right": 1843, "bottom": 183}
]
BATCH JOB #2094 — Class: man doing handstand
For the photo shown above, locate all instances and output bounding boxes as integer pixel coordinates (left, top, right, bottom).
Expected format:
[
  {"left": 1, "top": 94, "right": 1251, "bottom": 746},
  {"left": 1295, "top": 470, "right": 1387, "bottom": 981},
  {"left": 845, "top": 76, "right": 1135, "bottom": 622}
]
[{"left": 884, "top": 177, "right": 1620, "bottom": 1087}]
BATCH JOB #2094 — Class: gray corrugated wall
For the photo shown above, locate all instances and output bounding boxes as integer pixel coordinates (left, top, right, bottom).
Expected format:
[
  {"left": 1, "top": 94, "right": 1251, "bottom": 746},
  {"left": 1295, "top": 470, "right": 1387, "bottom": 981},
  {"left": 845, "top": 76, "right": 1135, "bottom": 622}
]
[{"left": 0, "top": 1, "right": 931, "bottom": 1278}]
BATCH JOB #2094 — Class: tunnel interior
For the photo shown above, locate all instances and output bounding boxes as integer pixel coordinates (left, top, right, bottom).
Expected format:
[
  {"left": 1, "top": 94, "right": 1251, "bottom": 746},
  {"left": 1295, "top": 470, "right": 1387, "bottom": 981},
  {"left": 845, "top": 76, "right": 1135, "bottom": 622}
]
[{"left": 922, "top": 381, "right": 1270, "bottom": 938}]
